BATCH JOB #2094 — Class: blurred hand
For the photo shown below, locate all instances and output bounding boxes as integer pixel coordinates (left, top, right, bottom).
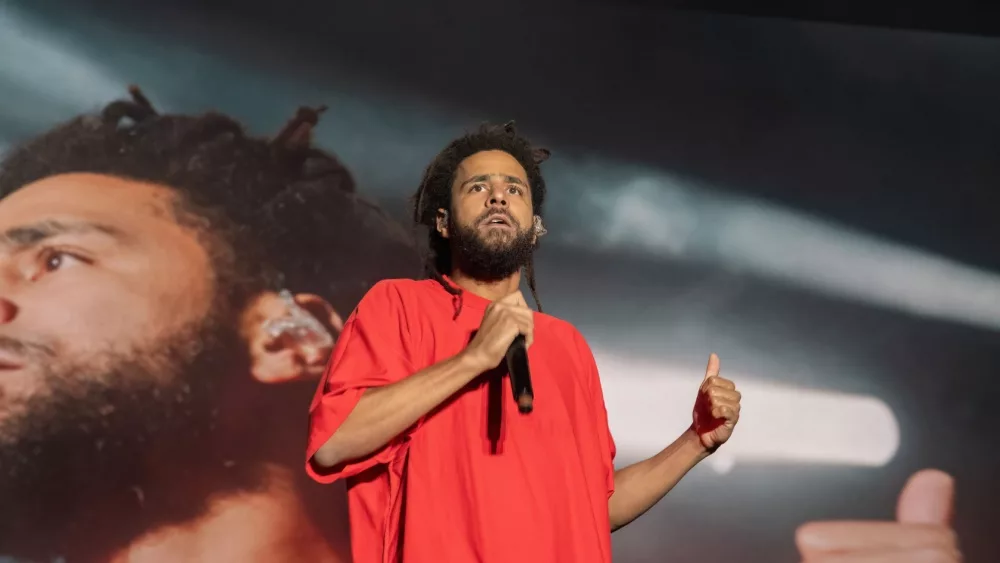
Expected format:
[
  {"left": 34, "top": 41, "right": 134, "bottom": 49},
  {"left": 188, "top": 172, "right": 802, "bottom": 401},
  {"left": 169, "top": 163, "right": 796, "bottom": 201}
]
[
  {"left": 691, "top": 353, "right": 741, "bottom": 452},
  {"left": 796, "top": 469, "right": 960, "bottom": 562}
]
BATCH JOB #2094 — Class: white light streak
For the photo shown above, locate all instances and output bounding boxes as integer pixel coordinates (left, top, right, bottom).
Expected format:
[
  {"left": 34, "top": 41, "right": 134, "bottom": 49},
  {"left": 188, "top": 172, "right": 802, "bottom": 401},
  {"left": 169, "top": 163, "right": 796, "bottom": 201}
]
[
  {"left": 546, "top": 160, "right": 1000, "bottom": 332},
  {"left": 595, "top": 351, "right": 900, "bottom": 474},
  {"left": 0, "top": 3, "right": 125, "bottom": 129}
]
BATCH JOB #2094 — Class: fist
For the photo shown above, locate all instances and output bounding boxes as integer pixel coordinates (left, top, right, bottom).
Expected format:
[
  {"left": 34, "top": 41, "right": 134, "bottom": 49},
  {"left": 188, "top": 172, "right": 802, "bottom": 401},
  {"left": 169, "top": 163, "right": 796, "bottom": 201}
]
[
  {"left": 463, "top": 290, "right": 534, "bottom": 372},
  {"left": 796, "top": 469, "right": 960, "bottom": 562},
  {"left": 691, "top": 353, "right": 741, "bottom": 452}
]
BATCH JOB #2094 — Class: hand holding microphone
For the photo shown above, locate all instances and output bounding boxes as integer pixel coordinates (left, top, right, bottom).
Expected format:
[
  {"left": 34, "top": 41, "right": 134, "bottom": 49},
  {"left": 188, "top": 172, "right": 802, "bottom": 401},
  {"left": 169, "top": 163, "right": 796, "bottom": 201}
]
[{"left": 462, "top": 290, "right": 535, "bottom": 412}]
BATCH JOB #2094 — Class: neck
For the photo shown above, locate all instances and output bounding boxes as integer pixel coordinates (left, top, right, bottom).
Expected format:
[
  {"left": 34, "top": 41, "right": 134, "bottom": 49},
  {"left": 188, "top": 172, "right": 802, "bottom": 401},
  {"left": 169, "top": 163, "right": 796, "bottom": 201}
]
[
  {"left": 109, "top": 464, "right": 345, "bottom": 563},
  {"left": 449, "top": 268, "right": 523, "bottom": 302}
]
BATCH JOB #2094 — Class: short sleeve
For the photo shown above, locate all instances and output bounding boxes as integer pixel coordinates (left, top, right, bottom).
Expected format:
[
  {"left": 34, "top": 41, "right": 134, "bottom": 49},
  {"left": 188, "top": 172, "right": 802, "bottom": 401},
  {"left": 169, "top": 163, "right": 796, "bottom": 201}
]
[
  {"left": 572, "top": 328, "right": 617, "bottom": 498},
  {"left": 305, "top": 280, "right": 417, "bottom": 484}
]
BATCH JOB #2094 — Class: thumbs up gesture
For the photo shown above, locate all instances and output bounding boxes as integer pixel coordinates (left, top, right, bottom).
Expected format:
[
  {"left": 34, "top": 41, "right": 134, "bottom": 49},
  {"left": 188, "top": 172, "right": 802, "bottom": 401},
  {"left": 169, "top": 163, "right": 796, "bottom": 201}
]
[
  {"left": 796, "top": 469, "right": 960, "bottom": 562},
  {"left": 691, "top": 353, "right": 741, "bottom": 452}
]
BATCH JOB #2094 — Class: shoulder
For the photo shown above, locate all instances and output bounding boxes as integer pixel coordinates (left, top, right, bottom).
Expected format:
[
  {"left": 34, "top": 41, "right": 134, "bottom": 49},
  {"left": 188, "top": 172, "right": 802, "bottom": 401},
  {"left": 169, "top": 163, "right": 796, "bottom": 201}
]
[
  {"left": 353, "top": 278, "right": 429, "bottom": 318},
  {"left": 352, "top": 278, "right": 442, "bottom": 334},
  {"left": 534, "top": 310, "right": 579, "bottom": 334},
  {"left": 535, "top": 312, "right": 591, "bottom": 353},
  {"left": 360, "top": 278, "right": 436, "bottom": 302},
  {"left": 535, "top": 313, "right": 603, "bottom": 395}
]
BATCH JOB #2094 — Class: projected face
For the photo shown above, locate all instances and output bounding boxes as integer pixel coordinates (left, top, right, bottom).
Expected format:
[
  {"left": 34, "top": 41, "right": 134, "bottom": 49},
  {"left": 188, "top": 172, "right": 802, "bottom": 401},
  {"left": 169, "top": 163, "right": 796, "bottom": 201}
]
[
  {"left": 0, "top": 173, "right": 215, "bottom": 417},
  {"left": 0, "top": 172, "right": 314, "bottom": 557},
  {"left": 442, "top": 150, "right": 537, "bottom": 281}
]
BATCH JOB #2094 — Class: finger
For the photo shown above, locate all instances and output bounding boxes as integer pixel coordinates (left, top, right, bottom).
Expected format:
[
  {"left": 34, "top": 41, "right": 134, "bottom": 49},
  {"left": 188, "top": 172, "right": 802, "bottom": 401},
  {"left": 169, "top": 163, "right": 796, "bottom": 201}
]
[
  {"left": 706, "top": 377, "right": 736, "bottom": 391},
  {"left": 712, "top": 405, "right": 739, "bottom": 422},
  {"left": 512, "top": 316, "right": 533, "bottom": 337},
  {"left": 511, "top": 316, "right": 534, "bottom": 349},
  {"left": 508, "top": 306, "right": 535, "bottom": 323},
  {"left": 498, "top": 290, "right": 528, "bottom": 308},
  {"left": 707, "top": 388, "right": 742, "bottom": 404},
  {"left": 522, "top": 325, "right": 534, "bottom": 349},
  {"left": 796, "top": 522, "right": 956, "bottom": 555},
  {"left": 495, "top": 307, "right": 533, "bottom": 330},
  {"left": 800, "top": 546, "right": 960, "bottom": 563},
  {"left": 897, "top": 470, "right": 954, "bottom": 526},
  {"left": 703, "top": 353, "right": 720, "bottom": 381}
]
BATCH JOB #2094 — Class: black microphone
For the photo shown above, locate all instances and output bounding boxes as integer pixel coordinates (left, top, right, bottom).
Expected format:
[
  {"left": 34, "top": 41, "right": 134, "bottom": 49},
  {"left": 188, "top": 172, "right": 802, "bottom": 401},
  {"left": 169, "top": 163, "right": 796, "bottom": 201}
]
[{"left": 505, "top": 334, "right": 534, "bottom": 414}]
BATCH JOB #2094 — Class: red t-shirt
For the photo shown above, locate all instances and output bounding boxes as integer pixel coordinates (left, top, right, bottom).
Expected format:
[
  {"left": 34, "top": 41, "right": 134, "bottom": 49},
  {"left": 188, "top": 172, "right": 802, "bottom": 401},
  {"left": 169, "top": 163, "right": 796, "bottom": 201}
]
[{"left": 306, "top": 278, "right": 616, "bottom": 563}]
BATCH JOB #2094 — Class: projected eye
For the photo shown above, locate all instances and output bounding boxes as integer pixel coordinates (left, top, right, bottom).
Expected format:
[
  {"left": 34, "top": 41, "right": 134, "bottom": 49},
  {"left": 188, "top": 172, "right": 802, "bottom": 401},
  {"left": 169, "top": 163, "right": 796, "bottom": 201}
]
[{"left": 32, "top": 247, "right": 89, "bottom": 280}]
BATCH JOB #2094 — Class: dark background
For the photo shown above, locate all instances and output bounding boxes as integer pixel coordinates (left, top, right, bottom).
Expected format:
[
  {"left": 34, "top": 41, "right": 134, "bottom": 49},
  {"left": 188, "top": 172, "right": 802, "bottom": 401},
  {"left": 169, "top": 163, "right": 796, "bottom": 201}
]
[{"left": 1, "top": 1, "right": 997, "bottom": 560}]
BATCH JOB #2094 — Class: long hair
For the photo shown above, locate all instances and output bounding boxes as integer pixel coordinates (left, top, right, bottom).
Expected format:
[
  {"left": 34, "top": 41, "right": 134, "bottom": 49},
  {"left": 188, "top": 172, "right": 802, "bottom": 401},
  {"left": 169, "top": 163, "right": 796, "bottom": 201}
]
[
  {"left": 410, "top": 121, "right": 551, "bottom": 312},
  {"left": 0, "top": 86, "right": 422, "bottom": 315}
]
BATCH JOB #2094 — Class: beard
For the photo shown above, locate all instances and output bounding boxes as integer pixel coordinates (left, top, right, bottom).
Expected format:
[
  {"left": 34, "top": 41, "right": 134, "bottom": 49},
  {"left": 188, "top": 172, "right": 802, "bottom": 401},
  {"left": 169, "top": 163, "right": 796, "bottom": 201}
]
[
  {"left": 449, "top": 209, "right": 536, "bottom": 282},
  {"left": 0, "top": 308, "right": 285, "bottom": 561}
]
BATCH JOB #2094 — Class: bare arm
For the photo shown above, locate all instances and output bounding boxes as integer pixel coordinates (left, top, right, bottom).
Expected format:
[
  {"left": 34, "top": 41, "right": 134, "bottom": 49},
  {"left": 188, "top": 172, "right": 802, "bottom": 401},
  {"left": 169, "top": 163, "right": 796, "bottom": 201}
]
[
  {"left": 608, "top": 429, "right": 709, "bottom": 531},
  {"left": 607, "top": 354, "right": 741, "bottom": 531},
  {"left": 312, "top": 350, "right": 485, "bottom": 469},
  {"left": 312, "top": 290, "right": 534, "bottom": 470}
]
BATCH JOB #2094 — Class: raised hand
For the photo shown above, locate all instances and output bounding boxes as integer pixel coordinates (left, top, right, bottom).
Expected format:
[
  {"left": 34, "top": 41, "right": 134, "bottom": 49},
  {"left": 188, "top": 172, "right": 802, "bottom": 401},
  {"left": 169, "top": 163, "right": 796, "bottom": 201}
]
[
  {"left": 691, "top": 353, "right": 741, "bottom": 452},
  {"left": 796, "top": 469, "right": 960, "bottom": 562}
]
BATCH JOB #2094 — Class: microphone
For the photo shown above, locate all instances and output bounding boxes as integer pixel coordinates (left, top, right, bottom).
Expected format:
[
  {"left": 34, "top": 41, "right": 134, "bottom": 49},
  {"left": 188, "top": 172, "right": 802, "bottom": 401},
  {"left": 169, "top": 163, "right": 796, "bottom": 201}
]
[{"left": 505, "top": 334, "right": 534, "bottom": 414}]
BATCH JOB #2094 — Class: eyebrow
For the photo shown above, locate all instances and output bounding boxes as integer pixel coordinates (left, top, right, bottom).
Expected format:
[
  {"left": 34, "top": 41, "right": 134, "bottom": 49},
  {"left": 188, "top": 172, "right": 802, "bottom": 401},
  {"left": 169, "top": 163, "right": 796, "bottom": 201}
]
[
  {"left": 460, "top": 174, "right": 527, "bottom": 187},
  {"left": 0, "top": 220, "right": 126, "bottom": 250}
]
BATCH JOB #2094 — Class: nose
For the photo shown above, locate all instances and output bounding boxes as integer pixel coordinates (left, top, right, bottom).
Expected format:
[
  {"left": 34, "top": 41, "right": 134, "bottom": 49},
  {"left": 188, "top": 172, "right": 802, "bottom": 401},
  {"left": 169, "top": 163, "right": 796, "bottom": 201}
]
[
  {"left": 0, "top": 266, "right": 20, "bottom": 324},
  {"left": 0, "top": 298, "right": 16, "bottom": 324},
  {"left": 486, "top": 183, "right": 509, "bottom": 208}
]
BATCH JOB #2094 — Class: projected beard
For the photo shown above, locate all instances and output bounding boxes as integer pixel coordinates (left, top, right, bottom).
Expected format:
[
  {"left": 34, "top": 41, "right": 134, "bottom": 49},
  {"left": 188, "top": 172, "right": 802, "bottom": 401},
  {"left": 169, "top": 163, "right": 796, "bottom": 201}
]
[
  {"left": 0, "top": 297, "right": 271, "bottom": 560},
  {"left": 450, "top": 209, "right": 536, "bottom": 281}
]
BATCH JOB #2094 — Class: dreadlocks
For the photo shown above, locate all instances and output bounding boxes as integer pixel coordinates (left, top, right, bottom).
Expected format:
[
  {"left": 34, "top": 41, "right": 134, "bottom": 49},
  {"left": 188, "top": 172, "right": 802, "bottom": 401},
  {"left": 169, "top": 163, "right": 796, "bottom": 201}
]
[
  {"left": 0, "top": 87, "right": 422, "bottom": 559},
  {"left": 0, "top": 86, "right": 421, "bottom": 316},
  {"left": 411, "top": 121, "right": 551, "bottom": 313}
]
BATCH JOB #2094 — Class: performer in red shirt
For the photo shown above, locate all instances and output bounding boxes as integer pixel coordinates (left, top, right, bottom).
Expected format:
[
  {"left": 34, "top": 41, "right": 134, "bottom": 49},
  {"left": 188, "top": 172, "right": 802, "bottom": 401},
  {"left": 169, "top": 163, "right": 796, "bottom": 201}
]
[{"left": 306, "top": 122, "right": 742, "bottom": 562}]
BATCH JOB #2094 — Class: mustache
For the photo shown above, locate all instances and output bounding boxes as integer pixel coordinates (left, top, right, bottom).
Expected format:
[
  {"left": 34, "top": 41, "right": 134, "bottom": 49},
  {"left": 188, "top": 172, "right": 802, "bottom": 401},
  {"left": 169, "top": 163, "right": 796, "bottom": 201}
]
[
  {"left": 0, "top": 335, "right": 56, "bottom": 359},
  {"left": 476, "top": 208, "right": 521, "bottom": 227}
]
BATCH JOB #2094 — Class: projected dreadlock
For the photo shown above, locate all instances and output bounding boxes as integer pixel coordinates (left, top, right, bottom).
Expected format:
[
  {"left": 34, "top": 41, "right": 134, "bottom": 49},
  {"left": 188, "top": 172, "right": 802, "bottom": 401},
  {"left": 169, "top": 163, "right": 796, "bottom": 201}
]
[
  {"left": 412, "top": 121, "right": 551, "bottom": 312},
  {"left": 0, "top": 87, "right": 420, "bottom": 560},
  {"left": 0, "top": 86, "right": 420, "bottom": 315}
]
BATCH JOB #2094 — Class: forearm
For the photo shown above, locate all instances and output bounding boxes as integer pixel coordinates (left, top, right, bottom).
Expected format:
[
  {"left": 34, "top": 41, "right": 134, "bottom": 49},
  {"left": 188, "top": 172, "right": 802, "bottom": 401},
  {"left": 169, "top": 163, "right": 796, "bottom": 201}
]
[
  {"left": 312, "top": 351, "right": 483, "bottom": 468},
  {"left": 608, "top": 428, "right": 710, "bottom": 531}
]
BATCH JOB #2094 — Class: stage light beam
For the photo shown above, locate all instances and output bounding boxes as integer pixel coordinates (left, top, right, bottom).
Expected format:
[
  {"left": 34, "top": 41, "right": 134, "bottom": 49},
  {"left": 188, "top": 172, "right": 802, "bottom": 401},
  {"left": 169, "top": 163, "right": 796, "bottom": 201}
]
[{"left": 595, "top": 351, "right": 901, "bottom": 474}]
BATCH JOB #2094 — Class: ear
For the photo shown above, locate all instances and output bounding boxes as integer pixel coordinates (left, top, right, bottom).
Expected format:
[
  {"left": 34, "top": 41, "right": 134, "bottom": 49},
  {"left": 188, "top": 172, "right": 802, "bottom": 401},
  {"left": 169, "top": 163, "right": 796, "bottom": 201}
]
[
  {"left": 436, "top": 208, "right": 450, "bottom": 239},
  {"left": 241, "top": 291, "right": 344, "bottom": 384},
  {"left": 532, "top": 215, "right": 547, "bottom": 245}
]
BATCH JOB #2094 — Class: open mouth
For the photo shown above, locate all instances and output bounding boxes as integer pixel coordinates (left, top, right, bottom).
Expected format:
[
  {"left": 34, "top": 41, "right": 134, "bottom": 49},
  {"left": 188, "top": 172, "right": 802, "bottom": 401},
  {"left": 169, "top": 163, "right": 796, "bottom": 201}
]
[{"left": 482, "top": 214, "right": 513, "bottom": 229}]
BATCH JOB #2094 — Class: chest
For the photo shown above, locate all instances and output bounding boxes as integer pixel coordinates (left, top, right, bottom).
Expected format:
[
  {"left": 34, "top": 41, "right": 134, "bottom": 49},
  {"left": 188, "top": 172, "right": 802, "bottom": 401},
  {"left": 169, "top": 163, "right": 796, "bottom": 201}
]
[{"left": 414, "top": 317, "right": 591, "bottom": 453}]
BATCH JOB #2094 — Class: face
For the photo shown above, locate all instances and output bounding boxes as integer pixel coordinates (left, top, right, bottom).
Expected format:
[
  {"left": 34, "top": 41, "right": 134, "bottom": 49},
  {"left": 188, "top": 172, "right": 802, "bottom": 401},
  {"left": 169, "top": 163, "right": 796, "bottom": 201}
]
[
  {"left": 0, "top": 173, "right": 215, "bottom": 422},
  {"left": 0, "top": 173, "right": 258, "bottom": 557},
  {"left": 439, "top": 150, "right": 537, "bottom": 281}
]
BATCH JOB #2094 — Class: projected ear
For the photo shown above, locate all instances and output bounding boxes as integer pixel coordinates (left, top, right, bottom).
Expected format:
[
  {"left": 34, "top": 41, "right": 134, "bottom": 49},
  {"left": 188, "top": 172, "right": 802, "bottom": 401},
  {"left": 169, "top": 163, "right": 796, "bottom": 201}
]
[
  {"left": 436, "top": 208, "right": 450, "bottom": 238},
  {"left": 244, "top": 290, "right": 343, "bottom": 384}
]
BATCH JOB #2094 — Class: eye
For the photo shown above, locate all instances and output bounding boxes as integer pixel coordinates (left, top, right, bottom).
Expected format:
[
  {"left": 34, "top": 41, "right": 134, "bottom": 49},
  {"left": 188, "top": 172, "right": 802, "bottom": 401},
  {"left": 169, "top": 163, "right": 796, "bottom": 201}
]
[
  {"left": 470, "top": 184, "right": 487, "bottom": 192},
  {"left": 35, "top": 248, "right": 87, "bottom": 277},
  {"left": 507, "top": 185, "right": 523, "bottom": 195}
]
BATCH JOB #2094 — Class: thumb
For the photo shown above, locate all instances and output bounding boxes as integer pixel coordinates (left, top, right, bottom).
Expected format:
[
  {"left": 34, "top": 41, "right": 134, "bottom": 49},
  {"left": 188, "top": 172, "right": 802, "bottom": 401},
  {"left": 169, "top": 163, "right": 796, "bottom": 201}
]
[
  {"left": 703, "top": 353, "right": 721, "bottom": 381},
  {"left": 896, "top": 469, "right": 954, "bottom": 525}
]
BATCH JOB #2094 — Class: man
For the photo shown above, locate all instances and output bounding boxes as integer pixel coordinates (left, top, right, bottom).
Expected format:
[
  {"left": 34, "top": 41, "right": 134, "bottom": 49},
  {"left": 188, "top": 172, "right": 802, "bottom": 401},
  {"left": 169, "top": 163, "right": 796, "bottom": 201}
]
[
  {"left": 307, "top": 121, "right": 743, "bottom": 562},
  {"left": 0, "top": 88, "right": 421, "bottom": 561},
  {"left": 797, "top": 469, "right": 961, "bottom": 562}
]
